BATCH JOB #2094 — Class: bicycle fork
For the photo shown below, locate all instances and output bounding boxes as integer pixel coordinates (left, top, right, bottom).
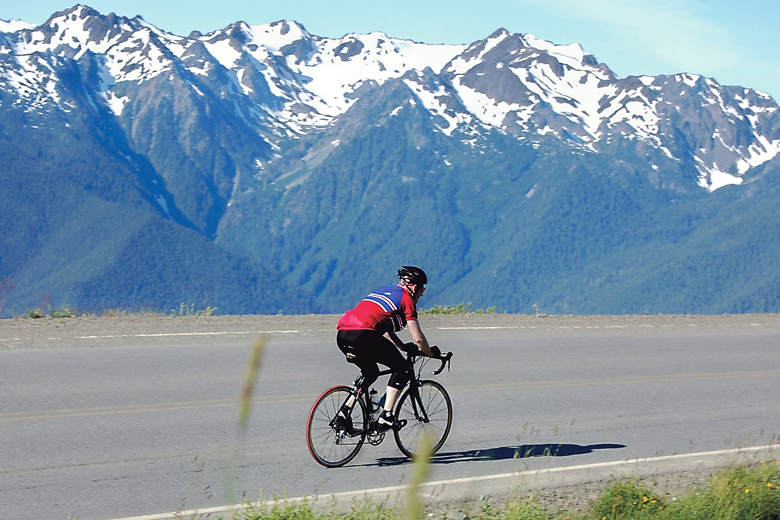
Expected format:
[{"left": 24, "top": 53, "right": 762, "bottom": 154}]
[{"left": 407, "top": 381, "right": 430, "bottom": 424}]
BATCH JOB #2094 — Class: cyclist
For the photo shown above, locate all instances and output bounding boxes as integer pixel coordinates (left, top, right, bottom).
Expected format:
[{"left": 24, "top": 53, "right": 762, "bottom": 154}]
[{"left": 335, "top": 266, "right": 440, "bottom": 432}]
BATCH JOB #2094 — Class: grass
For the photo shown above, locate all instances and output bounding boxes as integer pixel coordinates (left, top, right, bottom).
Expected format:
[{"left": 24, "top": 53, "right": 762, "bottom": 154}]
[
  {"left": 420, "top": 302, "right": 498, "bottom": 315},
  {"left": 169, "top": 302, "right": 218, "bottom": 317},
  {"left": 238, "top": 497, "right": 400, "bottom": 520},
  {"left": 15, "top": 302, "right": 217, "bottom": 319},
  {"left": 226, "top": 462, "right": 779, "bottom": 520}
]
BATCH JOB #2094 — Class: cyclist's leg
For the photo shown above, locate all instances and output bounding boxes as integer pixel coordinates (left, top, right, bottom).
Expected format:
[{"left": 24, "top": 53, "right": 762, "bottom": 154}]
[
  {"left": 337, "top": 330, "right": 380, "bottom": 408},
  {"left": 371, "top": 338, "right": 411, "bottom": 430}
]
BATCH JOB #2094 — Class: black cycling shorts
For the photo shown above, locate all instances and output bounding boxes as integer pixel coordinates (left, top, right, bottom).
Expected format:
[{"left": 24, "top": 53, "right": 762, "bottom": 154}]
[{"left": 336, "top": 329, "right": 410, "bottom": 391}]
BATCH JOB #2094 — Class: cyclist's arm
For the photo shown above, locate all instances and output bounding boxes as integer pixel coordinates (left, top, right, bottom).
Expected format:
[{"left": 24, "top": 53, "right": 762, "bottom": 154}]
[
  {"left": 407, "top": 319, "right": 433, "bottom": 356},
  {"left": 384, "top": 330, "right": 405, "bottom": 349}
]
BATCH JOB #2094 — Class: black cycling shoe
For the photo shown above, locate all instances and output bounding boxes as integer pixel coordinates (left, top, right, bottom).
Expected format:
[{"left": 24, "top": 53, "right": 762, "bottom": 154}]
[{"left": 376, "top": 410, "right": 395, "bottom": 433}]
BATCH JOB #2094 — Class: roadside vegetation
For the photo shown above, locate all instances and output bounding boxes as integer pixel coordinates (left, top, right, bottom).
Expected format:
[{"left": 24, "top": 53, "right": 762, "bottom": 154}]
[
  {"left": 420, "top": 302, "right": 498, "bottom": 315},
  {"left": 16, "top": 302, "right": 217, "bottom": 319},
  {"left": 15, "top": 301, "right": 491, "bottom": 318},
  {"left": 229, "top": 462, "right": 779, "bottom": 520}
]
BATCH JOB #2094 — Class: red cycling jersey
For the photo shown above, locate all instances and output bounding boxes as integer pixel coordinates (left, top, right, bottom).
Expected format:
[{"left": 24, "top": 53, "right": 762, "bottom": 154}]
[{"left": 337, "top": 284, "right": 418, "bottom": 334}]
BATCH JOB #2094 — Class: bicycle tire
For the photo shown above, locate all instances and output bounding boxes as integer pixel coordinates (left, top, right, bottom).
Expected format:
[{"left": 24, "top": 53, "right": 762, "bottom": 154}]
[
  {"left": 306, "top": 385, "right": 367, "bottom": 468},
  {"left": 393, "top": 380, "right": 452, "bottom": 458}
]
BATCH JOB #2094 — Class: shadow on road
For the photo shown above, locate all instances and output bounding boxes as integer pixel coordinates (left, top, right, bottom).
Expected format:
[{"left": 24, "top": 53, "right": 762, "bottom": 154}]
[{"left": 368, "top": 443, "right": 626, "bottom": 467}]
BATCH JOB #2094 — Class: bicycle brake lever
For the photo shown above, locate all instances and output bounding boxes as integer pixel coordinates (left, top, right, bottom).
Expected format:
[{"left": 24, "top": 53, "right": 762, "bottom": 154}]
[{"left": 432, "top": 352, "right": 452, "bottom": 375}]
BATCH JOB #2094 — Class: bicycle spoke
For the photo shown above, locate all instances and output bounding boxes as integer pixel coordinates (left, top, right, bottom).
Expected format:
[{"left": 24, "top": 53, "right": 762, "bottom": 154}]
[
  {"left": 306, "top": 386, "right": 367, "bottom": 467},
  {"left": 394, "top": 380, "right": 452, "bottom": 458}
]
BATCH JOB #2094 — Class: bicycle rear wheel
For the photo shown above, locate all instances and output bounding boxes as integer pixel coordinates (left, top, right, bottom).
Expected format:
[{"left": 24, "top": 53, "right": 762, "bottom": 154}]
[
  {"left": 393, "top": 380, "right": 452, "bottom": 458},
  {"left": 306, "top": 385, "right": 367, "bottom": 467}
]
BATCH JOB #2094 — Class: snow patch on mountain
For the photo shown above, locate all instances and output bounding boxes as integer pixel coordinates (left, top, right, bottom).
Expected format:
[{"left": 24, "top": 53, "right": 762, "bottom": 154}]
[
  {"left": 250, "top": 20, "right": 310, "bottom": 52},
  {"left": 103, "top": 90, "right": 129, "bottom": 115},
  {"left": 522, "top": 35, "right": 588, "bottom": 70},
  {"left": 1, "top": 54, "right": 61, "bottom": 109},
  {"left": 0, "top": 19, "right": 36, "bottom": 32},
  {"left": 454, "top": 77, "right": 527, "bottom": 128},
  {"left": 402, "top": 73, "right": 473, "bottom": 135},
  {"left": 696, "top": 160, "right": 743, "bottom": 191},
  {"left": 0, "top": 6, "right": 777, "bottom": 192},
  {"left": 243, "top": 27, "right": 465, "bottom": 118}
]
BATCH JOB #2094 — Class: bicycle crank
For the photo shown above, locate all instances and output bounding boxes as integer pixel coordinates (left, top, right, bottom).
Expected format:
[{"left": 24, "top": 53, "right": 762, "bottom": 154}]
[{"left": 367, "top": 430, "right": 385, "bottom": 445}]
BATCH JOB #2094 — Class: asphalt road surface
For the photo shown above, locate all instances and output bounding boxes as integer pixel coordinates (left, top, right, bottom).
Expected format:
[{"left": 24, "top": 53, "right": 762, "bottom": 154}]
[{"left": 1, "top": 314, "right": 778, "bottom": 520}]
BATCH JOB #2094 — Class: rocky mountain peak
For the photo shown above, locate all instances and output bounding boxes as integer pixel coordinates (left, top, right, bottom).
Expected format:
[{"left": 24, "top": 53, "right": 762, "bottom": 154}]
[{"left": 1, "top": 5, "right": 778, "bottom": 191}]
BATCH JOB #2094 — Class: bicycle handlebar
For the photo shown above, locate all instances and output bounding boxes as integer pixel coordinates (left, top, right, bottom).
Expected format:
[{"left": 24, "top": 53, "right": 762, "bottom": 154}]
[
  {"left": 432, "top": 351, "right": 453, "bottom": 375},
  {"left": 407, "top": 347, "right": 452, "bottom": 375}
]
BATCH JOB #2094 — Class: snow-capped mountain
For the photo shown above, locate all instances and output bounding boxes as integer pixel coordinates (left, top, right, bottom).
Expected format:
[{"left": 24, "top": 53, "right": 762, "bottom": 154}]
[
  {"left": 3, "top": 6, "right": 465, "bottom": 130},
  {"left": 2, "top": 5, "right": 778, "bottom": 193},
  {"left": 0, "top": 19, "right": 35, "bottom": 32},
  {"left": 411, "top": 28, "right": 780, "bottom": 190},
  {"left": 3, "top": 5, "right": 780, "bottom": 316}
]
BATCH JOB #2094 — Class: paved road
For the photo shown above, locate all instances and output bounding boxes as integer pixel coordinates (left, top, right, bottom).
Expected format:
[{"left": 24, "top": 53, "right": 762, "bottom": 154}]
[{"left": 1, "top": 314, "right": 778, "bottom": 520}]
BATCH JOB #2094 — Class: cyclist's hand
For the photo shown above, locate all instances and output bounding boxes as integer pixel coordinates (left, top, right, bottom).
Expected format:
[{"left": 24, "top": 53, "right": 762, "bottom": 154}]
[
  {"left": 429, "top": 345, "right": 441, "bottom": 358},
  {"left": 401, "top": 342, "right": 418, "bottom": 353}
]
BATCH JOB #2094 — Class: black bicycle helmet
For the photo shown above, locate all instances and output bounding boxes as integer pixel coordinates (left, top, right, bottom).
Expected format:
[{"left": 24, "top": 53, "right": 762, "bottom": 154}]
[{"left": 398, "top": 265, "right": 427, "bottom": 286}]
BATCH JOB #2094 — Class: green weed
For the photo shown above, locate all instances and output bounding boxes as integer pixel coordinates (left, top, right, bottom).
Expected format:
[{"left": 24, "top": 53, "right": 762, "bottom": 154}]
[
  {"left": 532, "top": 304, "right": 548, "bottom": 318},
  {"left": 590, "top": 480, "right": 664, "bottom": 519},
  {"left": 420, "top": 302, "right": 497, "bottom": 314},
  {"left": 16, "top": 302, "right": 218, "bottom": 318},
  {"left": 580, "top": 461, "right": 780, "bottom": 520},
  {"left": 229, "top": 462, "right": 779, "bottom": 520},
  {"left": 240, "top": 496, "right": 399, "bottom": 520},
  {"left": 49, "top": 304, "right": 76, "bottom": 318},
  {"left": 653, "top": 461, "right": 780, "bottom": 520},
  {"left": 170, "top": 302, "right": 218, "bottom": 317},
  {"left": 406, "top": 434, "right": 432, "bottom": 520},
  {"left": 26, "top": 307, "right": 46, "bottom": 319}
]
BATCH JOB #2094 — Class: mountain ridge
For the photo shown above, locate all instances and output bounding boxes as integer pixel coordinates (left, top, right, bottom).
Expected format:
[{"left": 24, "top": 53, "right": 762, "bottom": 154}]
[{"left": 1, "top": 5, "right": 778, "bottom": 315}]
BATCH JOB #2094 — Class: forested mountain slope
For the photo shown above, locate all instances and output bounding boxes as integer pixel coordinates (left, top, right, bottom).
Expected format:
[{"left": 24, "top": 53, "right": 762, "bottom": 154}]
[{"left": 1, "top": 6, "right": 778, "bottom": 315}]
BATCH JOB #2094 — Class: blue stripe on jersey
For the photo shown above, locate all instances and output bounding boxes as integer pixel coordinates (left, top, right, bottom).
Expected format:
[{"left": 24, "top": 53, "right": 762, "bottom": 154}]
[
  {"left": 364, "top": 294, "right": 395, "bottom": 312},
  {"left": 362, "top": 284, "right": 403, "bottom": 313}
]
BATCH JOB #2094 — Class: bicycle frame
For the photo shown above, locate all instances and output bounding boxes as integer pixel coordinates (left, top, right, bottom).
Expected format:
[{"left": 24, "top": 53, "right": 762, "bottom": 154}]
[
  {"left": 345, "top": 351, "right": 448, "bottom": 430},
  {"left": 306, "top": 349, "right": 452, "bottom": 466}
]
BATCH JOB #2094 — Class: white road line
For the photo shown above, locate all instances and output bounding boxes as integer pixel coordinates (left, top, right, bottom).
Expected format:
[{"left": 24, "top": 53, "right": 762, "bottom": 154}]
[
  {"left": 437, "top": 326, "right": 519, "bottom": 330},
  {"left": 1, "top": 330, "right": 341, "bottom": 343},
  {"left": 436, "top": 324, "right": 637, "bottom": 330},
  {"left": 76, "top": 330, "right": 299, "bottom": 338},
  {"left": 104, "top": 444, "right": 778, "bottom": 520}
]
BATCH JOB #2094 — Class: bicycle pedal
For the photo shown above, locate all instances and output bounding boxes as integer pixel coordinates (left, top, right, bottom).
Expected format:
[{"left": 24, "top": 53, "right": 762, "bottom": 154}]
[{"left": 394, "top": 419, "right": 407, "bottom": 430}]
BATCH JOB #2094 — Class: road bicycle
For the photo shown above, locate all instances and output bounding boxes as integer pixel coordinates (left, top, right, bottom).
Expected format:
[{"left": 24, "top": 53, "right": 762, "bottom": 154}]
[{"left": 306, "top": 349, "right": 453, "bottom": 468}]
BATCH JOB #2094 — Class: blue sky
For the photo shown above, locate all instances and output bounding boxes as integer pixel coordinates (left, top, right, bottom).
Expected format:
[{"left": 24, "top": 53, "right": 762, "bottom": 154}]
[{"left": 3, "top": 0, "right": 778, "bottom": 101}]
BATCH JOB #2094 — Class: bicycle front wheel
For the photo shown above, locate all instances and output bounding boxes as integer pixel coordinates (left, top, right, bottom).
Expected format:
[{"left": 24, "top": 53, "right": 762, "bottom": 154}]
[
  {"left": 306, "top": 385, "right": 367, "bottom": 467},
  {"left": 394, "top": 380, "right": 452, "bottom": 458}
]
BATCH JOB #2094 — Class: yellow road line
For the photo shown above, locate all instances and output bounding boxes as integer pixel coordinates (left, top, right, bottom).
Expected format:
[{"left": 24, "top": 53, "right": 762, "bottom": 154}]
[
  {"left": 3, "top": 370, "right": 777, "bottom": 423},
  {"left": 0, "top": 394, "right": 314, "bottom": 422},
  {"left": 451, "top": 369, "right": 780, "bottom": 393}
]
